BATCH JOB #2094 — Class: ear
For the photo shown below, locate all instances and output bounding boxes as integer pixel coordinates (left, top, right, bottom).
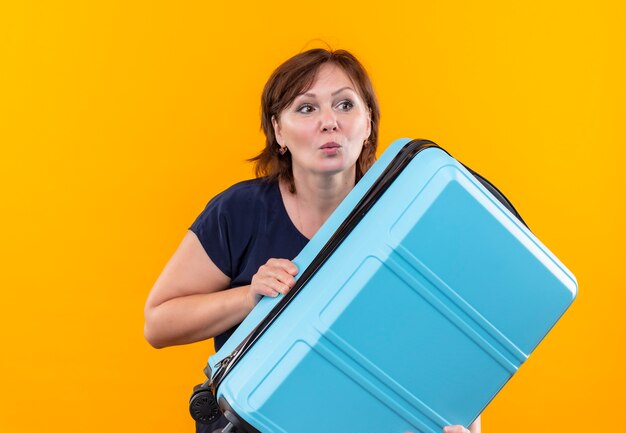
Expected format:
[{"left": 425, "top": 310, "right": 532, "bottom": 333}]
[
  {"left": 365, "top": 108, "right": 372, "bottom": 140},
  {"left": 272, "top": 115, "right": 283, "bottom": 145}
]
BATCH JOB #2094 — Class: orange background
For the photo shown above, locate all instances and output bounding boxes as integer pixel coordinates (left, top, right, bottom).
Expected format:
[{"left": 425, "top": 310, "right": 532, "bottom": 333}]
[{"left": 1, "top": 1, "right": 624, "bottom": 432}]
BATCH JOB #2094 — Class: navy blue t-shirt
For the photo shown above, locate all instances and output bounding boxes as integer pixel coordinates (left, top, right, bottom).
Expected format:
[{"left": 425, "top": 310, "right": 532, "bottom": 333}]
[{"left": 189, "top": 177, "right": 309, "bottom": 352}]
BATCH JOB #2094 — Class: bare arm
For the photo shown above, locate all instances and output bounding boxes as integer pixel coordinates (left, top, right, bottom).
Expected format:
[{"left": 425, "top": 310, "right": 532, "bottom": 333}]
[
  {"left": 144, "top": 230, "right": 297, "bottom": 349},
  {"left": 144, "top": 230, "right": 254, "bottom": 348}
]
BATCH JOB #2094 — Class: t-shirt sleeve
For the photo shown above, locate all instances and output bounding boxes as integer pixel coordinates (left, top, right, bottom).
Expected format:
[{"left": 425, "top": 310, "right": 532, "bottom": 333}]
[{"left": 188, "top": 190, "right": 237, "bottom": 278}]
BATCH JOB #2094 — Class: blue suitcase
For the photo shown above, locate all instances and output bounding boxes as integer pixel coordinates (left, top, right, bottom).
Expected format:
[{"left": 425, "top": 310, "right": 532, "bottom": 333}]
[{"left": 190, "top": 138, "right": 577, "bottom": 433}]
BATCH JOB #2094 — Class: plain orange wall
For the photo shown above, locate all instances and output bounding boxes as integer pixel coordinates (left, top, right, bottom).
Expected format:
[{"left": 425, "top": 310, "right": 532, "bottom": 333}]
[{"left": 1, "top": 1, "right": 624, "bottom": 432}]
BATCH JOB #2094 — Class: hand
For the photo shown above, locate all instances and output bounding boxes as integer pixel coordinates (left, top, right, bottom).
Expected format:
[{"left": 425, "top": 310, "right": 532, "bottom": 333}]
[
  {"left": 406, "top": 426, "right": 470, "bottom": 433},
  {"left": 443, "top": 426, "right": 470, "bottom": 433},
  {"left": 247, "top": 258, "right": 298, "bottom": 308}
]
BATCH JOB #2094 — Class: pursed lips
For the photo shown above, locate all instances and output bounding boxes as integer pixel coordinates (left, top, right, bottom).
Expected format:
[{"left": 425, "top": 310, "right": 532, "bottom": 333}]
[{"left": 319, "top": 141, "right": 341, "bottom": 156}]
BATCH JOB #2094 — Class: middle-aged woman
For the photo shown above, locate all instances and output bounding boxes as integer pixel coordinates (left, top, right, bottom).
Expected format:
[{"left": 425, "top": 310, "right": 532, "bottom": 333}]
[{"left": 144, "top": 48, "right": 481, "bottom": 433}]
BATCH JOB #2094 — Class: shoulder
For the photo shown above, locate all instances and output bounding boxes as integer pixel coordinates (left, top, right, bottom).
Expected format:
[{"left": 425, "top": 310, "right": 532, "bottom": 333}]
[
  {"left": 209, "top": 177, "right": 277, "bottom": 212},
  {"left": 189, "top": 178, "right": 277, "bottom": 278},
  {"left": 220, "top": 177, "right": 276, "bottom": 200},
  {"left": 193, "top": 177, "right": 279, "bottom": 228}
]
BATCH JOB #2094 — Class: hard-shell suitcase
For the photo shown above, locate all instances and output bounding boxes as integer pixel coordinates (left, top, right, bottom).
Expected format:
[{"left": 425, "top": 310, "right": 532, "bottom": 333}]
[{"left": 190, "top": 138, "right": 577, "bottom": 433}]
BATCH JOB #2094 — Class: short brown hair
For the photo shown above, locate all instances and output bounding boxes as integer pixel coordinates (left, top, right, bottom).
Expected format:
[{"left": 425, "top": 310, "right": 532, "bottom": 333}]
[{"left": 250, "top": 48, "right": 380, "bottom": 193}]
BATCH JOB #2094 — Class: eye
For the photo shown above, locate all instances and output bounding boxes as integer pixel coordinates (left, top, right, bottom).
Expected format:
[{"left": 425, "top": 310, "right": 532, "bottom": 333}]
[
  {"left": 337, "top": 99, "right": 354, "bottom": 111},
  {"left": 296, "top": 103, "right": 315, "bottom": 114}
]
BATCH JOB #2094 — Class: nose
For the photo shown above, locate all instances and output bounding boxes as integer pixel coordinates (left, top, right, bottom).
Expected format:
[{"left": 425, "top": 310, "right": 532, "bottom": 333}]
[{"left": 320, "top": 107, "right": 338, "bottom": 132}]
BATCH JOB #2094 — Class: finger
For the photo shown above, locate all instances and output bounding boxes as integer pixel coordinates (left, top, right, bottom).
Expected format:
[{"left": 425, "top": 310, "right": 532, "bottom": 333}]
[
  {"left": 443, "top": 426, "right": 469, "bottom": 433},
  {"left": 274, "top": 271, "right": 296, "bottom": 289},
  {"left": 258, "top": 263, "right": 290, "bottom": 284},
  {"left": 250, "top": 275, "right": 280, "bottom": 298},
  {"left": 268, "top": 258, "right": 299, "bottom": 276},
  {"left": 253, "top": 283, "right": 279, "bottom": 298},
  {"left": 270, "top": 278, "right": 291, "bottom": 295},
  {"left": 283, "top": 260, "right": 299, "bottom": 275},
  {"left": 259, "top": 265, "right": 297, "bottom": 290},
  {"left": 258, "top": 276, "right": 290, "bottom": 295}
]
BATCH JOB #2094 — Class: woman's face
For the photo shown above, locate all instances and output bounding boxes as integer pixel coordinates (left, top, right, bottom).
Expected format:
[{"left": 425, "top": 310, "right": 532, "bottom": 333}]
[{"left": 272, "top": 63, "right": 371, "bottom": 180}]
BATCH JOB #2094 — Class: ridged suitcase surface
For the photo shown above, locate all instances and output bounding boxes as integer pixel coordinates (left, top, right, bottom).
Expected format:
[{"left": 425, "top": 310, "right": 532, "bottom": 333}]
[{"left": 194, "top": 138, "right": 577, "bottom": 433}]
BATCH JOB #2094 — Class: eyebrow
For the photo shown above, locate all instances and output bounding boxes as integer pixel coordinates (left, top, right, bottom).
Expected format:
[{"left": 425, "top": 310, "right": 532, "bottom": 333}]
[{"left": 297, "top": 86, "right": 356, "bottom": 98}]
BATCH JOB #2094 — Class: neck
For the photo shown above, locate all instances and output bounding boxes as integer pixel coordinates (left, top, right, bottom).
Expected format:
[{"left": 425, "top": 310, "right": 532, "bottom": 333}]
[
  {"left": 293, "top": 168, "right": 355, "bottom": 218},
  {"left": 280, "top": 167, "right": 356, "bottom": 239}
]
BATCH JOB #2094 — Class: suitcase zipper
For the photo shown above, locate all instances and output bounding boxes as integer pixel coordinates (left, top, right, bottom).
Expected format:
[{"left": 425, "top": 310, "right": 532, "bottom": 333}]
[
  {"left": 210, "top": 353, "right": 237, "bottom": 394},
  {"left": 213, "top": 354, "right": 233, "bottom": 370}
]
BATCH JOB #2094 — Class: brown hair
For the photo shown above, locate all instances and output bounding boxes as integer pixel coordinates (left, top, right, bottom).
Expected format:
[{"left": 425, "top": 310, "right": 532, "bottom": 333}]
[{"left": 250, "top": 48, "right": 380, "bottom": 193}]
